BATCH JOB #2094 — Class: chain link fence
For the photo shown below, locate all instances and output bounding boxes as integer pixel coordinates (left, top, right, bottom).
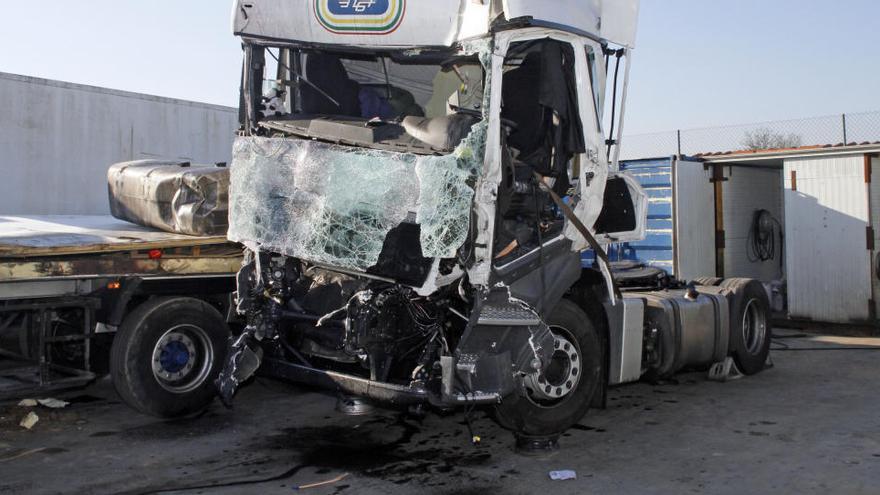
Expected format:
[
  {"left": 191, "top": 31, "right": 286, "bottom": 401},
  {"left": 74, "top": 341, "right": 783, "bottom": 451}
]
[{"left": 620, "top": 110, "right": 880, "bottom": 161}]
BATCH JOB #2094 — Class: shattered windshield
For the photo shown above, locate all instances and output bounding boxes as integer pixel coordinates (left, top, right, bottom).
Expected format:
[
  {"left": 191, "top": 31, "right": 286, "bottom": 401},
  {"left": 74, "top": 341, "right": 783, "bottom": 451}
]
[
  {"left": 257, "top": 47, "right": 485, "bottom": 155},
  {"left": 230, "top": 44, "right": 492, "bottom": 279}
]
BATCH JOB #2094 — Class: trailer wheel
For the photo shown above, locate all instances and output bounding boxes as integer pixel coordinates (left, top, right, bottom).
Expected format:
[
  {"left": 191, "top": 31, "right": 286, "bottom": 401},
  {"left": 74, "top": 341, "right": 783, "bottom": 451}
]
[
  {"left": 110, "top": 297, "right": 230, "bottom": 418},
  {"left": 693, "top": 277, "right": 722, "bottom": 286},
  {"left": 494, "top": 299, "right": 602, "bottom": 437},
  {"left": 721, "top": 278, "right": 771, "bottom": 375}
]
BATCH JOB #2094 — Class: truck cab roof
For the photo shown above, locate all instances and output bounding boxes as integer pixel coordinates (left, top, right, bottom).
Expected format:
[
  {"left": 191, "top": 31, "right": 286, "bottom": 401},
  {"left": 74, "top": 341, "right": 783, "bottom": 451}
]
[{"left": 232, "top": 0, "right": 639, "bottom": 49}]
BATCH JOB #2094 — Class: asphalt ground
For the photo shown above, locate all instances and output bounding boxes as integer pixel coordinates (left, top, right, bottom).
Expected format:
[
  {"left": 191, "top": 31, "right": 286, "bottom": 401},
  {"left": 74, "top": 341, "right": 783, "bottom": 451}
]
[{"left": 1, "top": 330, "right": 879, "bottom": 495}]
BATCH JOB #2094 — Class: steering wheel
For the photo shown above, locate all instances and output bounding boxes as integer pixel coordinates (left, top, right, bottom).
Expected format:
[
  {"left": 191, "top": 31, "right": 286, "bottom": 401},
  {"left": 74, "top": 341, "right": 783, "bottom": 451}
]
[{"left": 449, "top": 104, "right": 519, "bottom": 131}]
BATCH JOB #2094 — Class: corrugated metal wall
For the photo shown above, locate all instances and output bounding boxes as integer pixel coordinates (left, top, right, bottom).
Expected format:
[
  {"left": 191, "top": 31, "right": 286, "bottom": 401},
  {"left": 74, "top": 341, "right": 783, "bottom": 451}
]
[
  {"left": 722, "top": 166, "right": 785, "bottom": 281},
  {"left": 619, "top": 159, "right": 676, "bottom": 273},
  {"left": 784, "top": 154, "right": 872, "bottom": 323},
  {"left": 0, "top": 72, "right": 238, "bottom": 215}
]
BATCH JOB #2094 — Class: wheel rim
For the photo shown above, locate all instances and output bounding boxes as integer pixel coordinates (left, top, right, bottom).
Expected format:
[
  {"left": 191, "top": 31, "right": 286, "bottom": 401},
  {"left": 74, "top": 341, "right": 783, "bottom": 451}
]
[
  {"left": 151, "top": 324, "right": 214, "bottom": 394},
  {"left": 523, "top": 325, "right": 581, "bottom": 408},
  {"left": 742, "top": 298, "right": 767, "bottom": 355}
]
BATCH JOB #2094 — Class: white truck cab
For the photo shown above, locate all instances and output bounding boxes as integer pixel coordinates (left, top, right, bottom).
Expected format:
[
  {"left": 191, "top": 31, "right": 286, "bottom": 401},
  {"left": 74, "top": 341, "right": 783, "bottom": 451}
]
[{"left": 215, "top": 0, "right": 771, "bottom": 445}]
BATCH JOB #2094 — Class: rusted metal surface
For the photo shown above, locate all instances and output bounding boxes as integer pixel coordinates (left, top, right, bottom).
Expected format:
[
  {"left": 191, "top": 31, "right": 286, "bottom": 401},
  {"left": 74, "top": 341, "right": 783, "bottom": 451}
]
[
  {"left": 0, "top": 217, "right": 242, "bottom": 281},
  {"left": 0, "top": 296, "right": 99, "bottom": 399},
  {"left": 712, "top": 164, "right": 725, "bottom": 277},
  {"left": 0, "top": 215, "right": 231, "bottom": 258},
  {"left": 0, "top": 254, "right": 241, "bottom": 281}
]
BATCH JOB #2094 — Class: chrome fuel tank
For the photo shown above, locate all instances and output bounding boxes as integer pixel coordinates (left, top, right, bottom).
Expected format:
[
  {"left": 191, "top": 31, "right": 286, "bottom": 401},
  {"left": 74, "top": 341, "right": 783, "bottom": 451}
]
[{"left": 628, "top": 287, "right": 729, "bottom": 378}]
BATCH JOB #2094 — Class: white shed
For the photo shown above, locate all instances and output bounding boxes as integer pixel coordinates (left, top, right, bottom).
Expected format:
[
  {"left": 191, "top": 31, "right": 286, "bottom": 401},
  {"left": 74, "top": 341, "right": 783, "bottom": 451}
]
[{"left": 698, "top": 144, "right": 880, "bottom": 325}]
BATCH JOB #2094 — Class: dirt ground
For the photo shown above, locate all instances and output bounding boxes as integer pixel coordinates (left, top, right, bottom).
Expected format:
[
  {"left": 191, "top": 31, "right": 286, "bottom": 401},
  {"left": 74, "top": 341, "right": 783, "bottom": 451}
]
[{"left": 1, "top": 330, "right": 879, "bottom": 495}]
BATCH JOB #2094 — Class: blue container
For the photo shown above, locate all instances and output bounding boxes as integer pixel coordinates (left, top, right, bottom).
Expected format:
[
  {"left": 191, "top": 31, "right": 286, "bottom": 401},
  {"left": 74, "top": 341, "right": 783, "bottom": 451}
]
[{"left": 582, "top": 157, "right": 675, "bottom": 275}]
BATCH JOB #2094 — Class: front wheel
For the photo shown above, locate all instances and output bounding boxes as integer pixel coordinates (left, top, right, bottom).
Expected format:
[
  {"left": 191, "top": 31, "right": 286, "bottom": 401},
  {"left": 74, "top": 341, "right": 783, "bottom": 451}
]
[
  {"left": 494, "top": 299, "right": 602, "bottom": 437},
  {"left": 110, "top": 297, "right": 231, "bottom": 418}
]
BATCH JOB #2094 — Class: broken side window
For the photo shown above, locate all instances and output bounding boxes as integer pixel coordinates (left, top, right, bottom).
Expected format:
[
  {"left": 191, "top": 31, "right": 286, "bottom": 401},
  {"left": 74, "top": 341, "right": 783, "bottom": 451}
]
[{"left": 585, "top": 45, "right": 605, "bottom": 132}]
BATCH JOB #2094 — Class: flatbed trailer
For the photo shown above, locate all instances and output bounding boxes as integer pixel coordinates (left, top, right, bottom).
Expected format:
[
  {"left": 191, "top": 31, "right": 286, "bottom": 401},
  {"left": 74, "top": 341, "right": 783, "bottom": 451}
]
[{"left": 0, "top": 215, "right": 241, "bottom": 402}]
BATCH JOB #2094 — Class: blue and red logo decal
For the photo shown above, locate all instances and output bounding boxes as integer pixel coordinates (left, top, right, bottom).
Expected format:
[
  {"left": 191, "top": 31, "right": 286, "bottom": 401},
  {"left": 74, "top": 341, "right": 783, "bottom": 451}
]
[{"left": 314, "top": 0, "right": 406, "bottom": 35}]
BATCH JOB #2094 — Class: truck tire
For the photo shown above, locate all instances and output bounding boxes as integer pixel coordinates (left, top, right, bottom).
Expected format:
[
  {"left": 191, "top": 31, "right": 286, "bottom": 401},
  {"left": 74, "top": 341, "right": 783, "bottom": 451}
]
[
  {"left": 693, "top": 277, "right": 722, "bottom": 286},
  {"left": 494, "top": 299, "right": 602, "bottom": 437},
  {"left": 721, "top": 278, "right": 771, "bottom": 375},
  {"left": 110, "top": 297, "right": 230, "bottom": 418}
]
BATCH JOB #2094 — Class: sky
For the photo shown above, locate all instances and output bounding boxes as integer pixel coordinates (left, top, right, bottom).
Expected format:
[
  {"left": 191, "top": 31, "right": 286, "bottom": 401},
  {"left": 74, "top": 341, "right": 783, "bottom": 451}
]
[{"left": 1, "top": 1, "right": 879, "bottom": 135}]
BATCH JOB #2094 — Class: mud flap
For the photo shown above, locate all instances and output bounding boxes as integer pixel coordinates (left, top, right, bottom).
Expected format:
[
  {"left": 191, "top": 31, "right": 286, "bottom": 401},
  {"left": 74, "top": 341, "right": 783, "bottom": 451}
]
[{"left": 215, "top": 329, "right": 264, "bottom": 407}]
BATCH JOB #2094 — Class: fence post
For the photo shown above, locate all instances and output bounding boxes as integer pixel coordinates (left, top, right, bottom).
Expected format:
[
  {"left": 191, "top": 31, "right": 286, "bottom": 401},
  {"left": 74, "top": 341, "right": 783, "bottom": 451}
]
[
  {"left": 842, "top": 113, "right": 848, "bottom": 145},
  {"left": 677, "top": 129, "right": 682, "bottom": 156}
]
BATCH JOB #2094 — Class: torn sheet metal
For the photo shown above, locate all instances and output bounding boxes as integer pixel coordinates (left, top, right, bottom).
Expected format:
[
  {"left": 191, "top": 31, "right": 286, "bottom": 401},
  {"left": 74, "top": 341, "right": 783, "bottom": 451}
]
[
  {"left": 459, "top": 38, "right": 497, "bottom": 286},
  {"left": 108, "top": 161, "right": 229, "bottom": 236},
  {"left": 227, "top": 123, "right": 486, "bottom": 272},
  {"left": 37, "top": 398, "right": 69, "bottom": 409}
]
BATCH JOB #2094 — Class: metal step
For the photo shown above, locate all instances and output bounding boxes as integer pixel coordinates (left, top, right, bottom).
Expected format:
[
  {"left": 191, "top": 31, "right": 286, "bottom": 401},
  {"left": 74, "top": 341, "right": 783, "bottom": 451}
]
[{"left": 477, "top": 304, "right": 542, "bottom": 326}]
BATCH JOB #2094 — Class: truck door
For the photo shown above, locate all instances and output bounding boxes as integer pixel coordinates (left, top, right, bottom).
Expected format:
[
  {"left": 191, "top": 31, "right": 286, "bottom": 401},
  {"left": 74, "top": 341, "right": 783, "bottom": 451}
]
[
  {"left": 583, "top": 42, "right": 646, "bottom": 245},
  {"left": 493, "top": 34, "right": 605, "bottom": 263},
  {"left": 491, "top": 32, "right": 645, "bottom": 267}
]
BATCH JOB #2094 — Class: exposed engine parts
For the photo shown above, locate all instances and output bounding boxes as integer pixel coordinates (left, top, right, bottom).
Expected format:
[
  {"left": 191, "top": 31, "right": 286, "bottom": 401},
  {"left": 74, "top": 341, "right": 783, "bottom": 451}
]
[
  {"left": 343, "top": 286, "right": 446, "bottom": 383},
  {"left": 215, "top": 250, "right": 567, "bottom": 410}
]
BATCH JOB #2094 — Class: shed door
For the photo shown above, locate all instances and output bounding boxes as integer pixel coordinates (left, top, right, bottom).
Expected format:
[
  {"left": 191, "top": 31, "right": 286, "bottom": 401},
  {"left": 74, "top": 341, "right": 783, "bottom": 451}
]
[{"left": 784, "top": 156, "right": 872, "bottom": 323}]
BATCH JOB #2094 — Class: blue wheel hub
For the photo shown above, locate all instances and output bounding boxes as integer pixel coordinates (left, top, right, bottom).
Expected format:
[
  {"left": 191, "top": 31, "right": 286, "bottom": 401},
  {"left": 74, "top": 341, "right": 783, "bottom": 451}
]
[
  {"left": 152, "top": 325, "right": 212, "bottom": 393},
  {"left": 159, "top": 341, "right": 191, "bottom": 373}
]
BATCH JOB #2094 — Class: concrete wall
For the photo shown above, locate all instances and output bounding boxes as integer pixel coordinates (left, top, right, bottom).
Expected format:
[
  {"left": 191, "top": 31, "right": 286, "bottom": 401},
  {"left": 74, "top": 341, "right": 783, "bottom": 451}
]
[
  {"left": 722, "top": 166, "right": 784, "bottom": 282},
  {"left": 0, "top": 72, "right": 238, "bottom": 215}
]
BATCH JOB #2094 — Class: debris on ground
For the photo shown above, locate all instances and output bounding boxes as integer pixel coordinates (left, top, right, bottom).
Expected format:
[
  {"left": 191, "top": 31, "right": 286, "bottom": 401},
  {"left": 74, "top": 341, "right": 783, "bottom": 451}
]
[
  {"left": 549, "top": 470, "right": 577, "bottom": 481},
  {"left": 19, "top": 412, "right": 39, "bottom": 430},
  {"left": 293, "top": 473, "right": 350, "bottom": 491},
  {"left": 17, "top": 398, "right": 70, "bottom": 409},
  {"left": 37, "top": 398, "right": 70, "bottom": 409}
]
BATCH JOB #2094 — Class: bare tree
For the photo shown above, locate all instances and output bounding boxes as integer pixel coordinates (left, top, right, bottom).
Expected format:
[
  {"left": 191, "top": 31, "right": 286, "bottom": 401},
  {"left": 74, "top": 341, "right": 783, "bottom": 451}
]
[{"left": 741, "top": 127, "right": 803, "bottom": 151}]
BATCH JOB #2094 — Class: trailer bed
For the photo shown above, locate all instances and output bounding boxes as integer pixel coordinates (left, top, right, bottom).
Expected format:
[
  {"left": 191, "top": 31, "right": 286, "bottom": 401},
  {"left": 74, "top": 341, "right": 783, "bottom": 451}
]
[
  {"left": 0, "top": 216, "right": 241, "bottom": 284},
  {"left": 0, "top": 216, "right": 241, "bottom": 399},
  {"left": 0, "top": 215, "right": 229, "bottom": 258}
]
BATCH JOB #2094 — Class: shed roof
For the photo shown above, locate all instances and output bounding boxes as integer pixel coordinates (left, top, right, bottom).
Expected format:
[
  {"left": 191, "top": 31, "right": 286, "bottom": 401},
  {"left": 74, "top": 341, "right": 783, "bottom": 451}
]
[{"left": 696, "top": 141, "right": 880, "bottom": 164}]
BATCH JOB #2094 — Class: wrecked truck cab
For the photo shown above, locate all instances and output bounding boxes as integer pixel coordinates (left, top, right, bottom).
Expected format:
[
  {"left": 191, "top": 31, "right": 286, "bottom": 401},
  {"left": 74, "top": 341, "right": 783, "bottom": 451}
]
[{"left": 219, "top": 0, "right": 660, "bottom": 440}]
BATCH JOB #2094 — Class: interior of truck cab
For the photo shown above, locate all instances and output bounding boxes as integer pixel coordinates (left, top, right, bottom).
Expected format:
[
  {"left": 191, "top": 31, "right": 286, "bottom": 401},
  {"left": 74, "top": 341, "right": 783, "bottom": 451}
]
[
  {"left": 254, "top": 47, "right": 486, "bottom": 155},
  {"left": 494, "top": 39, "right": 586, "bottom": 264}
]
